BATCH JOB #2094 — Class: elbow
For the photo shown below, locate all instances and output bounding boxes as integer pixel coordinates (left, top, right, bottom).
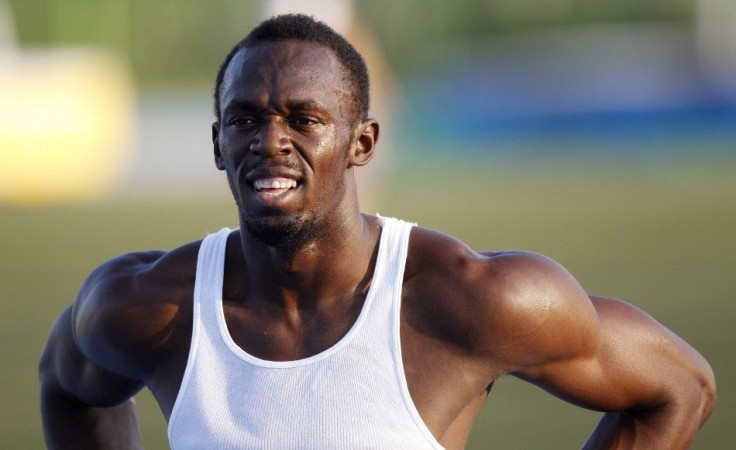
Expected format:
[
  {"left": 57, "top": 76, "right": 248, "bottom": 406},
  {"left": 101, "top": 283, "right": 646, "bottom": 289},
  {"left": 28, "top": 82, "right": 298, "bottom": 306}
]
[
  {"left": 658, "top": 354, "right": 717, "bottom": 443},
  {"left": 696, "top": 361, "right": 717, "bottom": 426},
  {"left": 675, "top": 356, "right": 717, "bottom": 431},
  {"left": 38, "top": 333, "right": 59, "bottom": 397}
]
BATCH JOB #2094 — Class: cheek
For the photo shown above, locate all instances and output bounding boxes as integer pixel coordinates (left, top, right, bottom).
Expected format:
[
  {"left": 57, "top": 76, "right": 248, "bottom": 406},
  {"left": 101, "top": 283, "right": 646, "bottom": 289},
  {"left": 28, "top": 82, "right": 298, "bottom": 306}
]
[
  {"left": 218, "top": 133, "right": 247, "bottom": 170},
  {"left": 314, "top": 130, "right": 353, "bottom": 170}
]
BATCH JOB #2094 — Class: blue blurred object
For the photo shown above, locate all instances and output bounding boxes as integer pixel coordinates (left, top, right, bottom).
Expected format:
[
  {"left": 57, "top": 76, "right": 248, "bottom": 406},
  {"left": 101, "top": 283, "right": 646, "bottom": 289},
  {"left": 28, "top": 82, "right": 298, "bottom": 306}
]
[{"left": 400, "top": 24, "right": 736, "bottom": 158}]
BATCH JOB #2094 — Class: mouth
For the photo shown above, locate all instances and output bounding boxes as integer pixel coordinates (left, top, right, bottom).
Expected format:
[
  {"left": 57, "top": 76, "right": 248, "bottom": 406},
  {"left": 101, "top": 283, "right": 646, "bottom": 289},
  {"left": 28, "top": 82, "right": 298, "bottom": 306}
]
[
  {"left": 245, "top": 172, "right": 303, "bottom": 210},
  {"left": 252, "top": 177, "right": 299, "bottom": 196}
]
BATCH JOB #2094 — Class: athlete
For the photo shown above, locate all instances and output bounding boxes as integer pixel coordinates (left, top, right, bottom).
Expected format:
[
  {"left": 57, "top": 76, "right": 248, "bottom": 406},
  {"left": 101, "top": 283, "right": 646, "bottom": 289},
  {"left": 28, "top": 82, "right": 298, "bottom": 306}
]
[{"left": 40, "top": 14, "right": 715, "bottom": 449}]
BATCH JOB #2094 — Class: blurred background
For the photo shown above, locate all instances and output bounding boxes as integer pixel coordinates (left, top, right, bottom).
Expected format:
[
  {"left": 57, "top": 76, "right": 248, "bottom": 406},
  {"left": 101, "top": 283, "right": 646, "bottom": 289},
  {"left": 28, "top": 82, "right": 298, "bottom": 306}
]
[{"left": 1, "top": 0, "right": 733, "bottom": 448}]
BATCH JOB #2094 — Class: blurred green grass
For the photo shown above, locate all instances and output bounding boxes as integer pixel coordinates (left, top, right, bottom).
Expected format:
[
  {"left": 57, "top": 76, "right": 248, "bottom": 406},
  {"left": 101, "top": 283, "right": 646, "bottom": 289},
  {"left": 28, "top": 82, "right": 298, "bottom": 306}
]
[{"left": 2, "top": 159, "right": 733, "bottom": 449}]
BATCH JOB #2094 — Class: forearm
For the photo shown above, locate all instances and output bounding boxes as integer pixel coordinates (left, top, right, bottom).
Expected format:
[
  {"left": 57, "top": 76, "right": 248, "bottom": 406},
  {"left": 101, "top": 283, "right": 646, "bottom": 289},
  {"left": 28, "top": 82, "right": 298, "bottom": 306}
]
[
  {"left": 40, "top": 305, "right": 147, "bottom": 448},
  {"left": 583, "top": 383, "right": 716, "bottom": 450},
  {"left": 42, "top": 390, "right": 143, "bottom": 450},
  {"left": 584, "top": 410, "right": 682, "bottom": 450}
]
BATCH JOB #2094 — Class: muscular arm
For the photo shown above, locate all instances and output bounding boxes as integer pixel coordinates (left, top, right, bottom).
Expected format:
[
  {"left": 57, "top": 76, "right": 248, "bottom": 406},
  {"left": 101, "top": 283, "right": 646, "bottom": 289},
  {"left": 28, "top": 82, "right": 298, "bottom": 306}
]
[
  {"left": 39, "top": 250, "right": 178, "bottom": 449},
  {"left": 517, "top": 295, "right": 715, "bottom": 449},
  {"left": 478, "top": 252, "right": 716, "bottom": 449}
]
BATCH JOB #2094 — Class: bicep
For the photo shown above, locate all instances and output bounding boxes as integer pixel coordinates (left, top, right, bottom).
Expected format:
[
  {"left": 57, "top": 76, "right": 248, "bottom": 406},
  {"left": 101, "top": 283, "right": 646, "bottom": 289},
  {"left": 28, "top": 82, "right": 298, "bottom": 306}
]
[
  {"left": 514, "top": 296, "right": 709, "bottom": 413},
  {"left": 40, "top": 306, "right": 144, "bottom": 407}
]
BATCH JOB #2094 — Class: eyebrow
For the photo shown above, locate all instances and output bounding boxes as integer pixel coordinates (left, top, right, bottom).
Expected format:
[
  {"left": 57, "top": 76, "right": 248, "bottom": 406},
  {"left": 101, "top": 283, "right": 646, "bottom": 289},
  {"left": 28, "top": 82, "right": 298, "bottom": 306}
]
[
  {"left": 222, "top": 99, "right": 263, "bottom": 116},
  {"left": 284, "top": 99, "right": 329, "bottom": 113}
]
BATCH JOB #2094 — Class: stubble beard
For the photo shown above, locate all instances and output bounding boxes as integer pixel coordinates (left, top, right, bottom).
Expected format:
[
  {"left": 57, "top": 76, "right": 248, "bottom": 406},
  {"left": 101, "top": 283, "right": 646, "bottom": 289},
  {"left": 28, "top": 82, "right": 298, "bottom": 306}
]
[{"left": 241, "top": 209, "right": 328, "bottom": 254}]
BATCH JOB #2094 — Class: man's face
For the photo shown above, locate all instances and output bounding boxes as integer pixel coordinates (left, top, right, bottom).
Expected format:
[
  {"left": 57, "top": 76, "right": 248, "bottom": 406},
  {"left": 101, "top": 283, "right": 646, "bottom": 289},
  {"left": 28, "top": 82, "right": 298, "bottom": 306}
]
[{"left": 215, "top": 40, "right": 359, "bottom": 250}]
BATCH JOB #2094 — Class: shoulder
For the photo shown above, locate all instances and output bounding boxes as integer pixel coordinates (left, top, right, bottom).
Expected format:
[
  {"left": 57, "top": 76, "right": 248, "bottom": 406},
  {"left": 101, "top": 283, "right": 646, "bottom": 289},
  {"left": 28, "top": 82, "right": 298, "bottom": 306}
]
[
  {"left": 72, "top": 240, "right": 203, "bottom": 378},
  {"left": 404, "top": 226, "right": 598, "bottom": 372}
]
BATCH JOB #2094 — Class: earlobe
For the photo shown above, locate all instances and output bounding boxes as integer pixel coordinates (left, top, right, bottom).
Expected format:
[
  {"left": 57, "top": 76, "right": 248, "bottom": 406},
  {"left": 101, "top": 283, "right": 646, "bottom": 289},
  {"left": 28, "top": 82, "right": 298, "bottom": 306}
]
[
  {"left": 212, "top": 122, "right": 225, "bottom": 170},
  {"left": 349, "top": 119, "right": 379, "bottom": 167}
]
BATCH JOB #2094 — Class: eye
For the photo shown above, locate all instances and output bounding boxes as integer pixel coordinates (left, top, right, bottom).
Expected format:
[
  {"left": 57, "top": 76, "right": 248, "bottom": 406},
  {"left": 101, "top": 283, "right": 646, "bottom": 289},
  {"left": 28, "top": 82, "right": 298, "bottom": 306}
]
[
  {"left": 228, "top": 116, "right": 257, "bottom": 127},
  {"left": 290, "top": 117, "right": 319, "bottom": 127}
]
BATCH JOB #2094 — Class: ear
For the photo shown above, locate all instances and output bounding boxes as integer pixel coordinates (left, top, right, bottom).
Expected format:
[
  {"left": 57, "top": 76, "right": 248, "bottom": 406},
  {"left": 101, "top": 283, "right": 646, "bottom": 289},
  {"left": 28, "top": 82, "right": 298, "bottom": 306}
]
[
  {"left": 212, "top": 122, "right": 225, "bottom": 170},
  {"left": 348, "top": 119, "right": 379, "bottom": 167}
]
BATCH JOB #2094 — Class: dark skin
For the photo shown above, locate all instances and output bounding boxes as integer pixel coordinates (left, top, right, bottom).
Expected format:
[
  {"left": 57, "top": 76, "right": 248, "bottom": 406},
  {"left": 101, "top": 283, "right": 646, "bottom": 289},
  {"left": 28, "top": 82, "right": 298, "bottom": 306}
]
[{"left": 40, "top": 40, "right": 716, "bottom": 449}]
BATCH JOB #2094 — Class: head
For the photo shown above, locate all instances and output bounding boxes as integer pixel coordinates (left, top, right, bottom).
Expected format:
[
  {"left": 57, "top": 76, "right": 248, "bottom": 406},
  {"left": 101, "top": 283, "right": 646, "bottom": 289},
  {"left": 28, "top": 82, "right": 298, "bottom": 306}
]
[{"left": 212, "top": 15, "right": 378, "bottom": 253}]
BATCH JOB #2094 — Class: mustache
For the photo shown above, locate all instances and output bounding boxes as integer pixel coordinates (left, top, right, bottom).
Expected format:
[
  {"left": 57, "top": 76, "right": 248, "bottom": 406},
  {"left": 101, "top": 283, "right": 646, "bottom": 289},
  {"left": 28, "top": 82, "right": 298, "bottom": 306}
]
[
  {"left": 237, "top": 158, "right": 302, "bottom": 173},
  {"left": 240, "top": 160, "right": 305, "bottom": 181}
]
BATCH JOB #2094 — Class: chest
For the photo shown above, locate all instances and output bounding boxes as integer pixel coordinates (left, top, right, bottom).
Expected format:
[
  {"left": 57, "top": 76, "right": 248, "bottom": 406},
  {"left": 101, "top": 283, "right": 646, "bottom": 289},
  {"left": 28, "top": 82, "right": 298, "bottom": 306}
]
[{"left": 218, "top": 296, "right": 367, "bottom": 362}]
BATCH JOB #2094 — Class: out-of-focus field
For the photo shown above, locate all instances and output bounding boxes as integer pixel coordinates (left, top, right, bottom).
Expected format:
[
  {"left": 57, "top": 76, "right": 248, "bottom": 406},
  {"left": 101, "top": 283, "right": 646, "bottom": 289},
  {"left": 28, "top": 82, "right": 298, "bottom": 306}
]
[{"left": 1, "top": 159, "right": 733, "bottom": 449}]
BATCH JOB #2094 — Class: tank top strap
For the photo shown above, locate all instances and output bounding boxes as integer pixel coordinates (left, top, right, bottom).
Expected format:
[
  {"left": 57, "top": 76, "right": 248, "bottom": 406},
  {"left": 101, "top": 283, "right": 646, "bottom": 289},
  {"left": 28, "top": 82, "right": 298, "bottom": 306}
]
[
  {"left": 373, "top": 217, "right": 443, "bottom": 448},
  {"left": 372, "top": 215, "right": 415, "bottom": 302},
  {"left": 359, "top": 216, "right": 415, "bottom": 337},
  {"left": 168, "top": 227, "right": 231, "bottom": 442},
  {"left": 193, "top": 227, "right": 231, "bottom": 310}
]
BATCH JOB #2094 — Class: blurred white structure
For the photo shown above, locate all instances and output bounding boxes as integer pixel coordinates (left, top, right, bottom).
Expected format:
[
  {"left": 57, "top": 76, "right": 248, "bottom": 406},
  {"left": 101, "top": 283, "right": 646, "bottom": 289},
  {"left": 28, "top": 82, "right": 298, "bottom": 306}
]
[
  {"left": 696, "top": 0, "right": 736, "bottom": 99},
  {"left": 0, "top": 1, "right": 135, "bottom": 204},
  {"left": 0, "top": 0, "right": 15, "bottom": 50}
]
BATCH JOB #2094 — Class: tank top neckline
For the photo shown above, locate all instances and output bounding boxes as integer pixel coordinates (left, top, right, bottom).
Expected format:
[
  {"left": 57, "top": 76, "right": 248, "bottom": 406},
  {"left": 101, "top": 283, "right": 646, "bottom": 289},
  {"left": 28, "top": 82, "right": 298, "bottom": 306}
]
[{"left": 213, "top": 225, "right": 389, "bottom": 369}]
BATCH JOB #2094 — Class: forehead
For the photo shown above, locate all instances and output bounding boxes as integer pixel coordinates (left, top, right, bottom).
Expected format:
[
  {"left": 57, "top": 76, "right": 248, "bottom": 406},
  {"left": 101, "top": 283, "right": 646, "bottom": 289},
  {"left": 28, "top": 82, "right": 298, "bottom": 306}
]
[{"left": 220, "top": 41, "right": 350, "bottom": 112}]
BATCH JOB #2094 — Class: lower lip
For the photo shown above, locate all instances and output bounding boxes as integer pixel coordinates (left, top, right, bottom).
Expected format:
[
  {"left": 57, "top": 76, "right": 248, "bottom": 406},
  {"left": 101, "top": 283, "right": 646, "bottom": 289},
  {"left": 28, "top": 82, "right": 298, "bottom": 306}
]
[{"left": 251, "top": 186, "right": 299, "bottom": 209}]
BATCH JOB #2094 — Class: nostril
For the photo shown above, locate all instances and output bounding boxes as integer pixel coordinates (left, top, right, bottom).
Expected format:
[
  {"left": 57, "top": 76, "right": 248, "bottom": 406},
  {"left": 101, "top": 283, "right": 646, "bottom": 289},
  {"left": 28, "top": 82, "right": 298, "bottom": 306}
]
[
  {"left": 249, "top": 144, "right": 291, "bottom": 156},
  {"left": 250, "top": 120, "right": 291, "bottom": 156}
]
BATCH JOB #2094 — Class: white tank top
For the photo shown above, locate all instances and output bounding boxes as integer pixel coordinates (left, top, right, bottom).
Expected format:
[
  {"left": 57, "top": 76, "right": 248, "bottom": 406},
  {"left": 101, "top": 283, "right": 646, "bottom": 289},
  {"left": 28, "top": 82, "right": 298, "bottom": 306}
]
[{"left": 167, "top": 216, "right": 444, "bottom": 449}]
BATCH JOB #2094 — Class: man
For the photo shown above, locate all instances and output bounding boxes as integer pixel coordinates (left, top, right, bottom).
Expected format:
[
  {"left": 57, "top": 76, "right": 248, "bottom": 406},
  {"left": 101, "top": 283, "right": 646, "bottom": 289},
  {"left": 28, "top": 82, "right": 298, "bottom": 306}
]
[{"left": 40, "top": 14, "right": 715, "bottom": 449}]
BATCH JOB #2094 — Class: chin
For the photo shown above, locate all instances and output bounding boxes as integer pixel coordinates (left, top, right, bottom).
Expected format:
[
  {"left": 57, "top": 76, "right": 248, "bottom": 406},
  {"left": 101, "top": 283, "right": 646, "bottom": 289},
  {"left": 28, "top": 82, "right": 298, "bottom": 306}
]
[{"left": 242, "top": 211, "right": 326, "bottom": 252}]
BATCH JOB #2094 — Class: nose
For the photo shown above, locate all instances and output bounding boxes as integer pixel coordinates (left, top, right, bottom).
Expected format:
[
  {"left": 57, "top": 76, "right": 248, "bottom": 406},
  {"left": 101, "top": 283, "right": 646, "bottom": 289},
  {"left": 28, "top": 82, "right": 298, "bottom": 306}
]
[{"left": 250, "top": 117, "right": 291, "bottom": 157}]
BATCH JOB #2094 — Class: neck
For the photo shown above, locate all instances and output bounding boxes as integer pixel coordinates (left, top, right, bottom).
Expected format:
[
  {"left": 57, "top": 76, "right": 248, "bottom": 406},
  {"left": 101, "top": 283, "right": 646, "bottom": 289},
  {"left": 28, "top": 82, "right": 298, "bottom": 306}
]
[{"left": 235, "top": 206, "right": 381, "bottom": 312}]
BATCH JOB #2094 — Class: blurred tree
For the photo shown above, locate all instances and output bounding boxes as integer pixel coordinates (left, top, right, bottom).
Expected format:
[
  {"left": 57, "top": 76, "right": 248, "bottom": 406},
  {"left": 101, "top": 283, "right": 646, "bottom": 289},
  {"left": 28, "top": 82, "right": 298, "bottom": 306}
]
[
  {"left": 8, "top": 0, "right": 696, "bottom": 85},
  {"left": 358, "top": 0, "right": 693, "bottom": 73}
]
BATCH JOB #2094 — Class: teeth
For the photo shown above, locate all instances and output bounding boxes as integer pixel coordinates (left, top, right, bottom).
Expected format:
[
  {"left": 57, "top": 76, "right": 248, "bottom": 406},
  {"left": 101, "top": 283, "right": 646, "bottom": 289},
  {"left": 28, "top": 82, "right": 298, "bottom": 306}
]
[{"left": 254, "top": 178, "right": 297, "bottom": 190}]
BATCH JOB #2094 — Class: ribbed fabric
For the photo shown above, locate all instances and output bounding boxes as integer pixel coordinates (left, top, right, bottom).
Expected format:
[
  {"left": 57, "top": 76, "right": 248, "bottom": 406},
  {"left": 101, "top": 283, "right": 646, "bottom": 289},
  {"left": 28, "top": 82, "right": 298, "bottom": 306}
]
[{"left": 167, "top": 217, "right": 444, "bottom": 449}]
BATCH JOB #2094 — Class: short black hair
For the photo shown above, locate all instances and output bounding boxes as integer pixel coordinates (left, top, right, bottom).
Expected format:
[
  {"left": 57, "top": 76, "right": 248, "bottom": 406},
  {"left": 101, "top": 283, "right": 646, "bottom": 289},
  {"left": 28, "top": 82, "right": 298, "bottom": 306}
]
[{"left": 213, "top": 14, "right": 370, "bottom": 123}]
